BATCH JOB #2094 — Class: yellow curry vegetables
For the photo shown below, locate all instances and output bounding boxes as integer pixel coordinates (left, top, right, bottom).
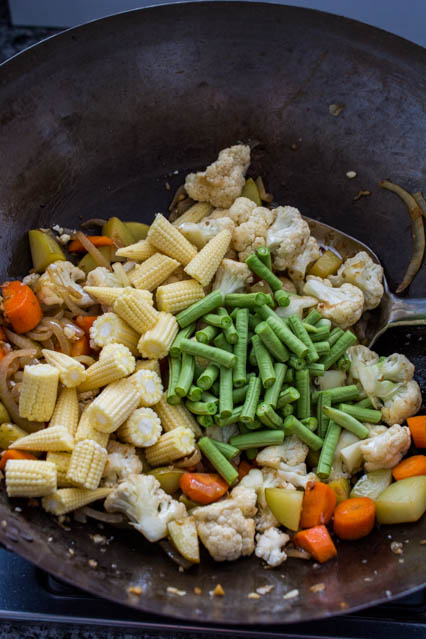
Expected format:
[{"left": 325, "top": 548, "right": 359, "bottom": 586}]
[
  {"left": 156, "top": 279, "right": 205, "bottom": 314},
  {"left": 89, "top": 312, "right": 139, "bottom": 355},
  {"left": 49, "top": 387, "right": 79, "bottom": 436},
  {"left": 144, "top": 426, "right": 196, "bottom": 467},
  {"left": 129, "top": 369, "right": 163, "bottom": 406},
  {"left": 117, "top": 407, "right": 162, "bottom": 447},
  {"left": 78, "top": 343, "right": 135, "bottom": 392},
  {"left": 66, "top": 439, "right": 108, "bottom": 490},
  {"left": 128, "top": 253, "right": 180, "bottom": 291},
  {"left": 137, "top": 312, "right": 178, "bottom": 359},
  {"left": 75, "top": 409, "right": 109, "bottom": 448},
  {"left": 113, "top": 290, "right": 160, "bottom": 333},
  {"left": 115, "top": 239, "right": 156, "bottom": 262},
  {"left": 42, "top": 487, "right": 112, "bottom": 516},
  {"left": 19, "top": 364, "right": 59, "bottom": 422},
  {"left": 147, "top": 213, "right": 198, "bottom": 265},
  {"left": 41, "top": 349, "right": 87, "bottom": 388},
  {"left": 9, "top": 425, "right": 74, "bottom": 453},
  {"left": 5, "top": 459, "right": 57, "bottom": 498},
  {"left": 86, "top": 378, "right": 140, "bottom": 433},
  {"left": 46, "top": 451, "right": 73, "bottom": 487}
]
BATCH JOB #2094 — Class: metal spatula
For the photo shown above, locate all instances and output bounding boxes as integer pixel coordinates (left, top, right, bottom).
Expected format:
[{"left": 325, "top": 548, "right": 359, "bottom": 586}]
[{"left": 305, "top": 217, "right": 426, "bottom": 347}]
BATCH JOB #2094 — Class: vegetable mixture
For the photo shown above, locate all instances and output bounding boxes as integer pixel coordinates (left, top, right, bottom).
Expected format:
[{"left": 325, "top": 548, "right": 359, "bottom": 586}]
[{"left": 0, "top": 144, "right": 425, "bottom": 570}]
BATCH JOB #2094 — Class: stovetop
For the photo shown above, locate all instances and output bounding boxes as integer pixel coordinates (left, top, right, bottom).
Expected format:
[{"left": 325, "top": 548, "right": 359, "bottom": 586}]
[{"left": 0, "top": 547, "right": 424, "bottom": 638}]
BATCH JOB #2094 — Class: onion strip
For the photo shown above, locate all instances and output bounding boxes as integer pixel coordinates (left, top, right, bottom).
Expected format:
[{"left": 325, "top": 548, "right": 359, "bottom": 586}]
[
  {"left": 74, "top": 231, "right": 111, "bottom": 270},
  {"left": 379, "top": 180, "right": 425, "bottom": 293},
  {"left": 175, "top": 447, "right": 202, "bottom": 468},
  {"left": 0, "top": 348, "right": 41, "bottom": 431},
  {"left": 4, "top": 329, "right": 42, "bottom": 354},
  {"left": 413, "top": 192, "right": 426, "bottom": 220},
  {"left": 41, "top": 318, "right": 71, "bottom": 355}
]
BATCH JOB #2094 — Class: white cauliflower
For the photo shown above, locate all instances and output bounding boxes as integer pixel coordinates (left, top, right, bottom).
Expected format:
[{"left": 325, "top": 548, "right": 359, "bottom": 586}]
[
  {"left": 329, "top": 251, "right": 384, "bottom": 310},
  {"left": 255, "top": 527, "right": 290, "bottom": 567},
  {"left": 327, "top": 429, "right": 360, "bottom": 479},
  {"left": 212, "top": 258, "right": 253, "bottom": 295},
  {"left": 339, "top": 424, "right": 388, "bottom": 473},
  {"left": 102, "top": 440, "right": 143, "bottom": 487},
  {"left": 303, "top": 275, "right": 364, "bottom": 328},
  {"left": 185, "top": 144, "right": 250, "bottom": 208},
  {"left": 22, "top": 273, "right": 40, "bottom": 288},
  {"left": 266, "top": 206, "right": 310, "bottom": 271},
  {"left": 240, "top": 468, "right": 295, "bottom": 532},
  {"left": 177, "top": 216, "right": 235, "bottom": 250},
  {"left": 277, "top": 463, "right": 317, "bottom": 489},
  {"left": 288, "top": 237, "right": 321, "bottom": 282},
  {"left": 104, "top": 474, "right": 186, "bottom": 542},
  {"left": 230, "top": 484, "right": 258, "bottom": 517},
  {"left": 256, "top": 436, "right": 309, "bottom": 469},
  {"left": 35, "top": 261, "right": 94, "bottom": 309},
  {"left": 275, "top": 294, "right": 318, "bottom": 319},
  {"left": 360, "top": 424, "right": 411, "bottom": 471},
  {"left": 381, "top": 380, "right": 422, "bottom": 425},
  {"left": 205, "top": 423, "right": 240, "bottom": 443},
  {"left": 85, "top": 267, "right": 122, "bottom": 288},
  {"left": 231, "top": 205, "right": 275, "bottom": 262}
]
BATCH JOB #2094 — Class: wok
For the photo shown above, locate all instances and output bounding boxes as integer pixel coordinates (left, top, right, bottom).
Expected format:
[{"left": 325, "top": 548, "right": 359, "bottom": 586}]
[{"left": 0, "top": 1, "right": 425, "bottom": 625}]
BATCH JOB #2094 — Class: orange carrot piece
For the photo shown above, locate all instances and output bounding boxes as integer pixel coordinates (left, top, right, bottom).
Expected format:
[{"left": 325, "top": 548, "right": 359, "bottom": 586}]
[
  {"left": 75, "top": 315, "right": 99, "bottom": 335},
  {"left": 71, "top": 334, "right": 91, "bottom": 357},
  {"left": 333, "top": 497, "right": 376, "bottom": 540},
  {"left": 392, "top": 455, "right": 426, "bottom": 481},
  {"left": 407, "top": 416, "right": 426, "bottom": 449},
  {"left": 179, "top": 473, "right": 228, "bottom": 505},
  {"left": 0, "top": 450, "right": 37, "bottom": 471},
  {"left": 238, "top": 460, "right": 254, "bottom": 481},
  {"left": 293, "top": 525, "right": 337, "bottom": 563},
  {"left": 1, "top": 281, "right": 43, "bottom": 334},
  {"left": 300, "top": 481, "right": 336, "bottom": 528},
  {"left": 68, "top": 236, "right": 114, "bottom": 253}
]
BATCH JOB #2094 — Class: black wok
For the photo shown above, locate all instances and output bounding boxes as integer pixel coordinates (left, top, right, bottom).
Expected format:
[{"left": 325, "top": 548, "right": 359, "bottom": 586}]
[{"left": 0, "top": 1, "right": 424, "bottom": 625}]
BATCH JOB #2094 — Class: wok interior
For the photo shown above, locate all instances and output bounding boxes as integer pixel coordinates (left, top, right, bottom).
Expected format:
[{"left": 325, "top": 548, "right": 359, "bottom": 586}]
[{"left": 0, "top": 1, "right": 424, "bottom": 625}]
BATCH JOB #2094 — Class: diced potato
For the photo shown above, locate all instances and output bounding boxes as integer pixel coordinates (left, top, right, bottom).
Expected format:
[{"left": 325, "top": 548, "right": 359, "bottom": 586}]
[
  {"left": 241, "top": 178, "right": 262, "bottom": 206},
  {"left": 265, "top": 487, "right": 304, "bottom": 531},
  {"left": 375, "top": 476, "right": 426, "bottom": 524},
  {"left": 102, "top": 217, "right": 135, "bottom": 247},
  {"left": 328, "top": 478, "right": 350, "bottom": 504},
  {"left": 148, "top": 468, "right": 184, "bottom": 494},
  {"left": 0, "top": 402, "right": 11, "bottom": 424},
  {"left": 168, "top": 516, "right": 200, "bottom": 563},
  {"left": 28, "top": 230, "right": 66, "bottom": 273},
  {"left": 0, "top": 423, "right": 27, "bottom": 450},
  {"left": 309, "top": 250, "right": 342, "bottom": 278},
  {"left": 351, "top": 469, "right": 392, "bottom": 501},
  {"left": 78, "top": 247, "right": 112, "bottom": 274},
  {"left": 125, "top": 222, "right": 150, "bottom": 241}
]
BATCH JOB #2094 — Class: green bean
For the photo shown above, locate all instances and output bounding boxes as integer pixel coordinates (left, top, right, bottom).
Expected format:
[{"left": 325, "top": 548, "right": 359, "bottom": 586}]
[
  {"left": 328, "top": 327, "right": 344, "bottom": 347},
  {"left": 301, "top": 417, "right": 318, "bottom": 431},
  {"left": 194, "top": 361, "right": 204, "bottom": 379},
  {"left": 240, "top": 376, "right": 262, "bottom": 423},
  {"left": 337, "top": 354, "right": 351, "bottom": 371},
  {"left": 288, "top": 355, "right": 305, "bottom": 370},
  {"left": 197, "top": 414, "right": 214, "bottom": 428},
  {"left": 230, "top": 430, "right": 284, "bottom": 449},
  {"left": 355, "top": 397, "right": 374, "bottom": 409},
  {"left": 302, "top": 322, "right": 318, "bottom": 334},
  {"left": 196, "top": 325, "right": 219, "bottom": 344},
  {"left": 295, "top": 369, "right": 310, "bottom": 420},
  {"left": 275, "top": 289, "right": 290, "bottom": 307},
  {"left": 248, "top": 313, "right": 262, "bottom": 330},
  {"left": 285, "top": 367, "right": 294, "bottom": 383},
  {"left": 185, "top": 400, "right": 218, "bottom": 415},
  {"left": 225, "top": 292, "right": 267, "bottom": 308},
  {"left": 322, "top": 406, "right": 369, "bottom": 438},
  {"left": 198, "top": 437, "right": 239, "bottom": 485},
  {"left": 304, "top": 309, "right": 322, "bottom": 325},
  {"left": 214, "top": 405, "right": 243, "bottom": 427},
  {"left": 255, "top": 304, "right": 277, "bottom": 321},
  {"left": 338, "top": 403, "right": 382, "bottom": 424},
  {"left": 316, "top": 421, "right": 341, "bottom": 479},
  {"left": 321, "top": 330, "right": 357, "bottom": 370},
  {"left": 266, "top": 315, "right": 308, "bottom": 358},
  {"left": 256, "top": 403, "right": 284, "bottom": 429},
  {"left": 276, "top": 386, "right": 300, "bottom": 409},
  {"left": 170, "top": 324, "right": 196, "bottom": 357},
  {"left": 219, "top": 366, "right": 233, "bottom": 419},
  {"left": 264, "top": 363, "right": 287, "bottom": 408},
  {"left": 176, "top": 291, "right": 223, "bottom": 328},
  {"left": 167, "top": 356, "right": 182, "bottom": 405},
  {"left": 213, "top": 332, "right": 234, "bottom": 353},
  {"left": 245, "top": 253, "right": 283, "bottom": 291},
  {"left": 246, "top": 447, "right": 259, "bottom": 460},
  {"left": 256, "top": 246, "right": 272, "bottom": 270},
  {"left": 217, "top": 307, "right": 238, "bottom": 344},
  {"left": 308, "top": 363, "right": 325, "bottom": 376},
  {"left": 287, "top": 314, "right": 319, "bottom": 363},
  {"left": 284, "top": 416, "right": 323, "bottom": 450},
  {"left": 210, "top": 439, "right": 240, "bottom": 460},
  {"left": 280, "top": 403, "right": 295, "bottom": 417},
  {"left": 251, "top": 335, "right": 276, "bottom": 388},
  {"left": 231, "top": 308, "right": 249, "bottom": 388},
  {"left": 197, "top": 363, "right": 219, "bottom": 390},
  {"left": 180, "top": 338, "right": 236, "bottom": 368},
  {"left": 232, "top": 383, "right": 249, "bottom": 404},
  {"left": 313, "top": 340, "right": 330, "bottom": 356},
  {"left": 201, "top": 390, "right": 218, "bottom": 404},
  {"left": 245, "top": 417, "right": 262, "bottom": 431},
  {"left": 317, "top": 390, "right": 331, "bottom": 439},
  {"left": 255, "top": 321, "right": 289, "bottom": 363},
  {"left": 311, "top": 385, "right": 360, "bottom": 404},
  {"left": 212, "top": 381, "right": 220, "bottom": 396},
  {"left": 311, "top": 327, "right": 331, "bottom": 342},
  {"left": 249, "top": 345, "right": 257, "bottom": 367},
  {"left": 202, "top": 312, "right": 232, "bottom": 329},
  {"left": 187, "top": 384, "right": 203, "bottom": 401}
]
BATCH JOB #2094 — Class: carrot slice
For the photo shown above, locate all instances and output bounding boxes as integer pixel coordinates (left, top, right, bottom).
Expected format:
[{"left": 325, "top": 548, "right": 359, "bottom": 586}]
[
  {"left": 333, "top": 497, "right": 376, "bottom": 540},
  {"left": 68, "top": 236, "right": 114, "bottom": 253},
  {"left": 392, "top": 455, "right": 426, "bottom": 481},
  {"left": 1, "top": 281, "right": 43, "bottom": 334},
  {"left": 75, "top": 315, "right": 99, "bottom": 335},
  {"left": 238, "top": 460, "right": 254, "bottom": 481},
  {"left": 407, "top": 416, "right": 426, "bottom": 449},
  {"left": 179, "top": 473, "right": 228, "bottom": 505},
  {"left": 293, "top": 525, "right": 337, "bottom": 563},
  {"left": 71, "top": 334, "right": 91, "bottom": 357},
  {"left": 0, "top": 450, "right": 37, "bottom": 471},
  {"left": 300, "top": 481, "right": 336, "bottom": 528}
]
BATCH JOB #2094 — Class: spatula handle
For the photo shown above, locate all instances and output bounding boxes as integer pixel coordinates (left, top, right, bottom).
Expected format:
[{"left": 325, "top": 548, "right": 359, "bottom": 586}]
[{"left": 388, "top": 295, "right": 426, "bottom": 327}]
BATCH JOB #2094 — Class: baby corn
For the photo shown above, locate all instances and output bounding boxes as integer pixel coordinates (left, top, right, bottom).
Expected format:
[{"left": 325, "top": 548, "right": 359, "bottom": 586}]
[
  {"left": 84, "top": 286, "right": 154, "bottom": 308},
  {"left": 128, "top": 253, "right": 180, "bottom": 291},
  {"left": 172, "top": 202, "right": 213, "bottom": 226},
  {"left": 19, "top": 364, "right": 59, "bottom": 422},
  {"left": 67, "top": 439, "right": 107, "bottom": 489},
  {"left": 117, "top": 407, "right": 162, "bottom": 447},
  {"left": 46, "top": 452, "right": 73, "bottom": 487},
  {"left": 90, "top": 312, "right": 139, "bottom": 355},
  {"left": 114, "top": 290, "right": 160, "bottom": 333},
  {"left": 9, "top": 425, "right": 74, "bottom": 452},
  {"left": 153, "top": 392, "right": 202, "bottom": 437},
  {"left": 135, "top": 359, "right": 161, "bottom": 377},
  {"left": 184, "top": 229, "right": 232, "bottom": 286},
  {"left": 86, "top": 378, "right": 140, "bottom": 433},
  {"left": 115, "top": 239, "right": 156, "bottom": 261},
  {"left": 156, "top": 279, "right": 204, "bottom": 314},
  {"left": 42, "top": 487, "right": 111, "bottom": 516},
  {"left": 78, "top": 343, "right": 135, "bottom": 392},
  {"left": 129, "top": 369, "right": 163, "bottom": 406},
  {"left": 148, "top": 213, "right": 197, "bottom": 265},
  {"left": 49, "top": 387, "right": 79, "bottom": 435},
  {"left": 42, "top": 350, "right": 86, "bottom": 388},
  {"left": 144, "top": 426, "right": 195, "bottom": 466},
  {"left": 138, "top": 312, "right": 178, "bottom": 359},
  {"left": 75, "top": 409, "right": 109, "bottom": 448},
  {"left": 6, "top": 460, "right": 57, "bottom": 497}
]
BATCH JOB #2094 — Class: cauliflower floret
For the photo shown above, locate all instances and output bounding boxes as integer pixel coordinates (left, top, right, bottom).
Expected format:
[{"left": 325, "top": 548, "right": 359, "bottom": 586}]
[
  {"left": 360, "top": 424, "right": 411, "bottom": 471},
  {"left": 177, "top": 216, "right": 235, "bottom": 250},
  {"left": 256, "top": 436, "right": 309, "bottom": 469},
  {"left": 35, "top": 261, "right": 94, "bottom": 309},
  {"left": 185, "top": 144, "right": 250, "bottom": 208},
  {"left": 381, "top": 380, "right": 422, "bottom": 425},
  {"left": 212, "top": 258, "right": 253, "bottom": 295},
  {"left": 240, "top": 468, "right": 295, "bottom": 532},
  {"left": 104, "top": 474, "right": 186, "bottom": 542},
  {"left": 329, "top": 251, "right": 384, "bottom": 310},
  {"left": 231, "top": 207, "right": 275, "bottom": 262},
  {"left": 22, "top": 273, "right": 40, "bottom": 289},
  {"left": 275, "top": 294, "right": 318, "bottom": 319},
  {"left": 266, "top": 206, "right": 310, "bottom": 271},
  {"left": 303, "top": 275, "right": 364, "bottom": 329},
  {"left": 255, "top": 527, "right": 290, "bottom": 567},
  {"left": 277, "top": 463, "right": 317, "bottom": 489},
  {"left": 339, "top": 424, "right": 388, "bottom": 473},
  {"left": 85, "top": 267, "right": 122, "bottom": 288},
  {"left": 102, "top": 441, "right": 143, "bottom": 487},
  {"left": 230, "top": 484, "right": 258, "bottom": 517},
  {"left": 288, "top": 237, "right": 321, "bottom": 282}
]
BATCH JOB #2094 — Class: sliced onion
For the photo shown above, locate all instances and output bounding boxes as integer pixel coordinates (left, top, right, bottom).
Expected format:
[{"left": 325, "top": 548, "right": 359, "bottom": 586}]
[
  {"left": 74, "top": 231, "right": 111, "bottom": 270},
  {"left": 59, "top": 318, "right": 85, "bottom": 339},
  {"left": 80, "top": 218, "right": 107, "bottom": 229},
  {"left": 0, "top": 349, "right": 38, "bottom": 429},
  {"left": 80, "top": 506, "right": 124, "bottom": 524},
  {"left": 175, "top": 447, "right": 202, "bottom": 468},
  {"left": 286, "top": 548, "right": 311, "bottom": 560},
  {"left": 41, "top": 318, "right": 71, "bottom": 355},
  {"left": 74, "top": 355, "right": 96, "bottom": 366},
  {"left": 4, "top": 329, "right": 42, "bottom": 354}
]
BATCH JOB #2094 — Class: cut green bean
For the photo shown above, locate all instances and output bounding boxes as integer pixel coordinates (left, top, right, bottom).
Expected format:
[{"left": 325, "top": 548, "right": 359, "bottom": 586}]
[
  {"left": 322, "top": 405, "right": 369, "bottom": 438},
  {"left": 217, "top": 307, "right": 238, "bottom": 344},
  {"left": 196, "top": 324, "right": 219, "bottom": 344},
  {"left": 288, "top": 355, "right": 305, "bottom": 370},
  {"left": 285, "top": 367, "right": 294, "bottom": 383},
  {"left": 280, "top": 403, "right": 294, "bottom": 417},
  {"left": 311, "top": 327, "right": 331, "bottom": 342},
  {"left": 265, "top": 293, "right": 275, "bottom": 308},
  {"left": 355, "top": 397, "right": 374, "bottom": 409},
  {"left": 245, "top": 417, "right": 262, "bottom": 431},
  {"left": 255, "top": 321, "right": 289, "bottom": 362},
  {"left": 274, "top": 289, "right": 290, "bottom": 307},
  {"left": 337, "top": 354, "right": 351, "bottom": 371},
  {"left": 248, "top": 313, "right": 262, "bottom": 330},
  {"left": 251, "top": 335, "right": 276, "bottom": 388},
  {"left": 167, "top": 356, "right": 182, "bottom": 405},
  {"left": 194, "top": 361, "right": 204, "bottom": 379},
  {"left": 266, "top": 315, "right": 308, "bottom": 358},
  {"left": 214, "top": 405, "right": 243, "bottom": 427},
  {"left": 287, "top": 314, "right": 319, "bottom": 363},
  {"left": 255, "top": 304, "right": 277, "bottom": 322},
  {"left": 201, "top": 390, "right": 218, "bottom": 404},
  {"left": 203, "top": 312, "right": 232, "bottom": 329},
  {"left": 240, "top": 375, "right": 262, "bottom": 423},
  {"left": 302, "top": 322, "right": 318, "bottom": 334},
  {"left": 264, "top": 363, "right": 287, "bottom": 408},
  {"left": 317, "top": 390, "right": 331, "bottom": 439},
  {"left": 313, "top": 340, "right": 330, "bottom": 356},
  {"left": 301, "top": 417, "right": 318, "bottom": 431},
  {"left": 212, "top": 381, "right": 220, "bottom": 396},
  {"left": 233, "top": 308, "right": 249, "bottom": 388},
  {"left": 170, "top": 324, "right": 196, "bottom": 357},
  {"left": 197, "top": 363, "right": 219, "bottom": 390},
  {"left": 176, "top": 291, "right": 223, "bottom": 328},
  {"left": 225, "top": 292, "right": 267, "bottom": 308},
  {"left": 317, "top": 421, "right": 341, "bottom": 479},
  {"left": 245, "top": 253, "right": 283, "bottom": 291},
  {"left": 219, "top": 366, "right": 233, "bottom": 419},
  {"left": 338, "top": 403, "right": 382, "bottom": 424},
  {"left": 284, "top": 415, "right": 323, "bottom": 450},
  {"left": 304, "top": 309, "right": 322, "bottom": 325},
  {"left": 308, "top": 363, "right": 325, "bottom": 376},
  {"left": 276, "top": 386, "right": 300, "bottom": 409},
  {"left": 185, "top": 400, "right": 218, "bottom": 415},
  {"left": 187, "top": 384, "right": 203, "bottom": 401},
  {"left": 197, "top": 414, "right": 214, "bottom": 428},
  {"left": 210, "top": 439, "right": 240, "bottom": 460},
  {"left": 249, "top": 345, "right": 257, "bottom": 367},
  {"left": 295, "top": 369, "right": 310, "bottom": 420},
  {"left": 230, "top": 429, "right": 284, "bottom": 450},
  {"left": 256, "top": 246, "right": 272, "bottom": 270},
  {"left": 213, "top": 332, "right": 234, "bottom": 353},
  {"left": 180, "top": 338, "right": 236, "bottom": 368},
  {"left": 321, "top": 330, "right": 357, "bottom": 370},
  {"left": 328, "top": 327, "right": 344, "bottom": 346},
  {"left": 311, "top": 385, "right": 361, "bottom": 404},
  {"left": 232, "top": 384, "right": 249, "bottom": 404},
  {"left": 230, "top": 307, "right": 239, "bottom": 321},
  {"left": 256, "top": 402, "right": 284, "bottom": 429},
  {"left": 198, "top": 437, "right": 238, "bottom": 485},
  {"left": 246, "top": 447, "right": 259, "bottom": 460}
]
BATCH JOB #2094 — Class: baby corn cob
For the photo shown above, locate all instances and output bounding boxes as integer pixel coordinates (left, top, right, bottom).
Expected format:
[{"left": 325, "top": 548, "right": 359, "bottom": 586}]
[
  {"left": 144, "top": 426, "right": 195, "bottom": 466},
  {"left": 114, "top": 290, "right": 160, "bottom": 333},
  {"left": 129, "top": 369, "right": 163, "bottom": 406},
  {"left": 75, "top": 409, "right": 109, "bottom": 448},
  {"left": 117, "top": 407, "right": 162, "bottom": 447},
  {"left": 66, "top": 439, "right": 107, "bottom": 489},
  {"left": 6, "top": 460, "right": 57, "bottom": 497},
  {"left": 49, "top": 387, "right": 79, "bottom": 435},
  {"left": 42, "top": 487, "right": 111, "bottom": 515},
  {"left": 173, "top": 202, "right": 213, "bottom": 226},
  {"left": 135, "top": 359, "right": 161, "bottom": 377},
  {"left": 90, "top": 312, "right": 139, "bottom": 355},
  {"left": 115, "top": 239, "right": 156, "bottom": 261},
  {"left": 128, "top": 253, "right": 180, "bottom": 291},
  {"left": 153, "top": 393, "right": 202, "bottom": 437},
  {"left": 147, "top": 213, "right": 198, "bottom": 265},
  {"left": 0, "top": 423, "right": 27, "bottom": 450},
  {"left": 9, "top": 425, "right": 74, "bottom": 452},
  {"left": 156, "top": 279, "right": 204, "bottom": 314},
  {"left": 184, "top": 229, "right": 232, "bottom": 286},
  {"left": 138, "top": 312, "right": 178, "bottom": 359},
  {"left": 86, "top": 379, "right": 140, "bottom": 433},
  {"left": 41, "top": 350, "right": 86, "bottom": 388},
  {"left": 78, "top": 343, "right": 135, "bottom": 392},
  {"left": 19, "top": 364, "right": 59, "bottom": 422},
  {"left": 46, "top": 452, "right": 73, "bottom": 487}
]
